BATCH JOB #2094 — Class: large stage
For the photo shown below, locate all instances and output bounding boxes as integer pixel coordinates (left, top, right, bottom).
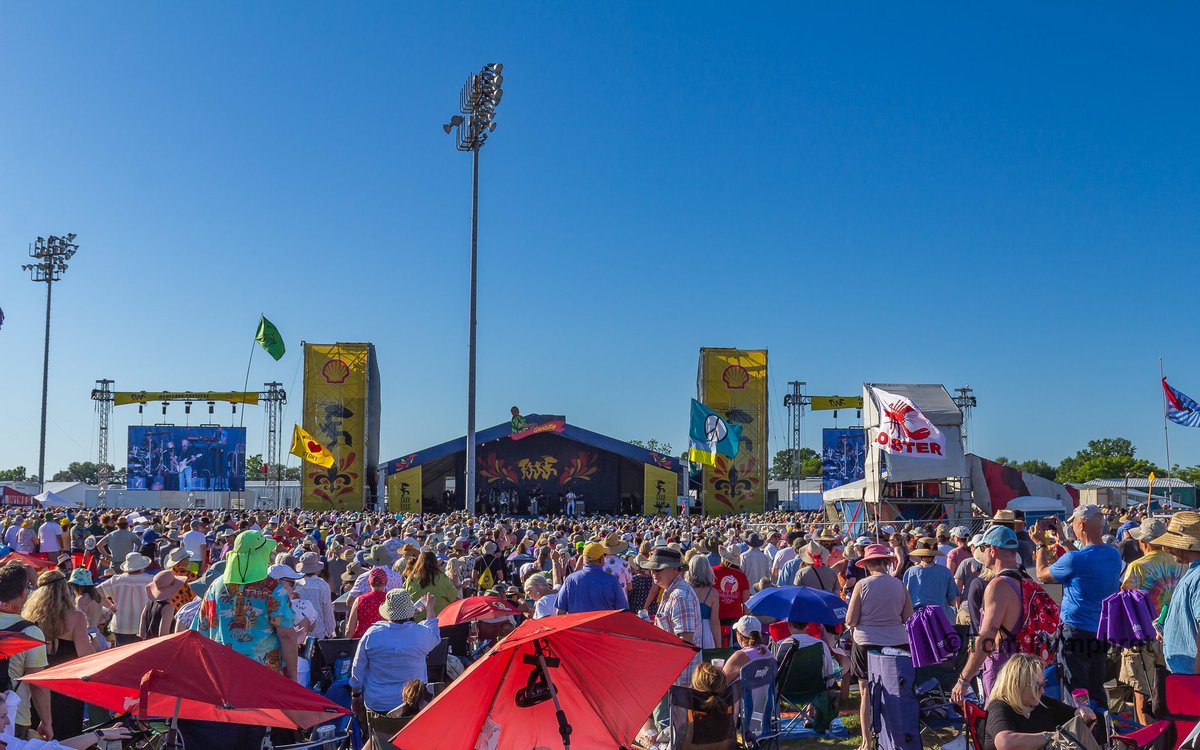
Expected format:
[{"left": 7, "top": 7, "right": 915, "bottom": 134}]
[{"left": 381, "top": 417, "right": 682, "bottom": 515}]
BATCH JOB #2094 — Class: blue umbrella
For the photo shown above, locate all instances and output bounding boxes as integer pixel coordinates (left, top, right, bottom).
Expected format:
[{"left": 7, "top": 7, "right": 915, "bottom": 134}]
[{"left": 746, "top": 585, "right": 847, "bottom": 625}]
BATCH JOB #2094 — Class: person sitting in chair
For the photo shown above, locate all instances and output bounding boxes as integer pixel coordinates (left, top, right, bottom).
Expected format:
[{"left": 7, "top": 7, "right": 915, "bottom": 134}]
[
  {"left": 984, "top": 653, "right": 1095, "bottom": 750},
  {"left": 720, "top": 615, "right": 773, "bottom": 682}
]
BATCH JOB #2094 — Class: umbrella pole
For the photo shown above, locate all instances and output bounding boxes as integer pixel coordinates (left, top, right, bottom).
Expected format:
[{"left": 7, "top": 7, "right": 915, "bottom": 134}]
[
  {"left": 164, "top": 696, "right": 182, "bottom": 750},
  {"left": 533, "top": 639, "right": 572, "bottom": 750}
]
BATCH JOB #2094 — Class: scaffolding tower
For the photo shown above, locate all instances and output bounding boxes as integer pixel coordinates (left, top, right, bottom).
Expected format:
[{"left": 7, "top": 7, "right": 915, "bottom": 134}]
[
  {"left": 262, "top": 382, "right": 286, "bottom": 508},
  {"left": 91, "top": 380, "right": 115, "bottom": 486},
  {"left": 783, "top": 381, "right": 808, "bottom": 511}
]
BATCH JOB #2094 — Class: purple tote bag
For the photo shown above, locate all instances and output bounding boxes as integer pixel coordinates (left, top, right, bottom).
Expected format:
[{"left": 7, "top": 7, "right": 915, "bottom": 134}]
[
  {"left": 905, "top": 604, "right": 961, "bottom": 667},
  {"left": 1099, "top": 589, "right": 1157, "bottom": 646}
]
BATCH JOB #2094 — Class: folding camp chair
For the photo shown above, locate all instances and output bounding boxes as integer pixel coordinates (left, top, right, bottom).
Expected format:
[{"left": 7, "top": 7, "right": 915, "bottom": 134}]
[
  {"left": 667, "top": 681, "right": 741, "bottom": 750},
  {"left": 774, "top": 641, "right": 835, "bottom": 734},
  {"left": 1112, "top": 672, "right": 1200, "bottom": 750},
  {"left": 738, "top": 657, "right": 780, "bottom": 750},
  {"left": 963, "top": 700, "right": 986, "bottom": 750},
  {"left": 425, "top": 637, "right": 450, "bottom": 683}
]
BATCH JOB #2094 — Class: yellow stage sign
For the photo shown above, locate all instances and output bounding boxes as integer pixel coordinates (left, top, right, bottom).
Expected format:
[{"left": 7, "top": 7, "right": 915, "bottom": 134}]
[
  {"left": 810, "top": 396, "right": 863, "bottom": 411},
  {"left": 114, "top": 391, "right": 260, "bottom": 406},
  {"left": 698, "top": 348, "right": 768, "bottom": 514},
  {"left": 644, "top": 463, "right": 678, "bottom": 515},
  {"left": 388, "top": 466, "right": 422, "bottom": 514},
  {"left": 301, "top": 343, "right": 370, "bottom": 511}
]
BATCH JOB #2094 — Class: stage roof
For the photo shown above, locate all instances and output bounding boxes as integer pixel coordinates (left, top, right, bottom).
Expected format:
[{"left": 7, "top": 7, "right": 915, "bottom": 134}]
[{"left": 383, "top": 416, "right": 681, "bottom": 476}]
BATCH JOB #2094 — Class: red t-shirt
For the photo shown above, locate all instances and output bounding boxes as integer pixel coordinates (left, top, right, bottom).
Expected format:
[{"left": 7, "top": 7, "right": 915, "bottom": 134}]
[{"left": 712, "top": 565, "right": 750, "bottom": 621}]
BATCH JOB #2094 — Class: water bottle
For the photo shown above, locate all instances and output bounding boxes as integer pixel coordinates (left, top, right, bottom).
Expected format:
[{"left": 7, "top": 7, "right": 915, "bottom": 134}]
[{"left": 638, "top": 609, "right": 650, "bottom": 622}]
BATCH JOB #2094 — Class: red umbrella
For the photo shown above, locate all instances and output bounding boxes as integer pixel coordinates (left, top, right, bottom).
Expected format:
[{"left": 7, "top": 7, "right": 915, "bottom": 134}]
[
  {"left": 391, "top": 610, "right": 698, "bottom": 750},
  {"left": 23, "top": 630, "right": 348, "bottom": 729},
  {"left": 437, "top": 595, "right": 523, "bottom": 625},
  {"left": 0, "top": 630, "right": 44, "bottom": 657},
  {"left": 1, "top": 552, "right": 53, "bottom": 570}
]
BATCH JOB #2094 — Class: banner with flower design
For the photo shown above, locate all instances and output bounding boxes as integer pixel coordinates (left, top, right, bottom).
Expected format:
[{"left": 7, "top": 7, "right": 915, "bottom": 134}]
[
  {"left": 698, "top": 348, "right": 768, "bottom": 514},
  {"left": 301, "top": 343, "right": 372, "bottom": 510}
]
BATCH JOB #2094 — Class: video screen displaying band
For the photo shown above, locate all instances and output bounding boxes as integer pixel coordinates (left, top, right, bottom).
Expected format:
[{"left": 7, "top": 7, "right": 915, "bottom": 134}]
[{"left": 127, "top": 426, "right": 247, "bottom": 491}]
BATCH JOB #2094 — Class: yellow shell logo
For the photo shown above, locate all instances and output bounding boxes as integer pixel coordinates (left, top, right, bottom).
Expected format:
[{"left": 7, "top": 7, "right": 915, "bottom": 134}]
[
  {"left": 321, "top": 358, "right": 350, "bottom": 384},
  {"left": 721, "top": 364, "right": 750, "bottom": 390}
]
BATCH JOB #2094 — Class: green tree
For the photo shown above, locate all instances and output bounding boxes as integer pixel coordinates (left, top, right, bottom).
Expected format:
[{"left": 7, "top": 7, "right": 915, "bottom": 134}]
[
  {"left": 1055, "top": 437, "right": 1161, "bottom": 484},
  {"left": 246, "top": 454, "right": 301, "bottom": 481},
  {"left": 51, "top": 461, "right": 104, "bottom": 484},
  {"left": 1171, "top": 465, "right": 1200, "bottom": 487},
  {"left": 628, "top": 439, "right": 674, "bottom": 456},
  {"left": 995, "top": 456, "right": 1057, "bottom": 481},
  {"left": 770, "top": 448, "right": 821, "bottom": 480},
  {"left": 0, "top": 467, "right": 28, "bottom": 482}
]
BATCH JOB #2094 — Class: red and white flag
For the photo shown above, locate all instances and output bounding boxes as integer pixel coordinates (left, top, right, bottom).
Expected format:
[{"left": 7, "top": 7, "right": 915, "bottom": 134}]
[{"left": 869, "top": 386, "right": 946, "bottom": 458}]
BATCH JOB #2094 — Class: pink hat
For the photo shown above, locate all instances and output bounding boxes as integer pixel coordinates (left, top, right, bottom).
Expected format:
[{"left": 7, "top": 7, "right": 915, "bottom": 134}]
[{"left": 855, "top": 543, "right": 894, "bottom": 569}]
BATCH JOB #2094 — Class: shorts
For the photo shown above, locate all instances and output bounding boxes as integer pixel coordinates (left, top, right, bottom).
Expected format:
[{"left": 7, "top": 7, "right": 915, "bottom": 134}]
[
  {"left": 851, "top": 642, "right": 906, "bottom": 680},
  {"left": 1120, "top": 642, "right": 1161, "bottom": 696}
]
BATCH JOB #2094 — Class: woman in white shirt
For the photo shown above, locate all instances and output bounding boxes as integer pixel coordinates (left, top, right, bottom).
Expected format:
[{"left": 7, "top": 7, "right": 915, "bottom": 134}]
[{"left": 523, "top": 574, "right": 558, "bottom": 618}]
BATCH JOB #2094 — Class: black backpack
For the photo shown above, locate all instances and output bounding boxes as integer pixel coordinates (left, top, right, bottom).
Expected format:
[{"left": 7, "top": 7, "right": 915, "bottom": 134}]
[{"left": 0, "top": 619, "right": 35, "bottom": 693}]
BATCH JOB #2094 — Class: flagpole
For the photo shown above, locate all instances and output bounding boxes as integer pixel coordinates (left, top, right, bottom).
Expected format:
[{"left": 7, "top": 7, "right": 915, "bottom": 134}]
[
  {"left": 1161, "top": 356, "right": 1173, "bottom": 512},
  {"left": 237, "top": 318, "right": 259, "bottom": 508}
]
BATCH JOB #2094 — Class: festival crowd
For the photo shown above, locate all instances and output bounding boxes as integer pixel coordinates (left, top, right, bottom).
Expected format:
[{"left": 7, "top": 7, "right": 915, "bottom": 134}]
[{"left": 0, "top": 500, "right": 1194, "bottom": 749}]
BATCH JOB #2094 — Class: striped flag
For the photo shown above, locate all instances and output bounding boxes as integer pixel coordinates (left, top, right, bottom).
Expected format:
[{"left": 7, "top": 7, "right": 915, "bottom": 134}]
[{"left": 1163, "top": 378, "right": 1200, "bottom": 427}]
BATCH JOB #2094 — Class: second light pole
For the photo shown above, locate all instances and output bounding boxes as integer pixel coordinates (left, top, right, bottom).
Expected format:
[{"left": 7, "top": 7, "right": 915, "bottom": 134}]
[{"left": 445, "top": 63, "right": 504, "bottom": 515}]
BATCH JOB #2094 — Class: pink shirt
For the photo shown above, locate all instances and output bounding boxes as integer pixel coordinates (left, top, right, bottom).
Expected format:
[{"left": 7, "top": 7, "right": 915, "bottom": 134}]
[{"left": 945, "top": 545, "right": 972, "bottom": 574}]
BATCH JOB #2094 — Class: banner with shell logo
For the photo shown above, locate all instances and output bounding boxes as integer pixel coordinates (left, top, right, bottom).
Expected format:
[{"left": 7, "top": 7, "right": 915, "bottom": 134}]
[
  {"left": 697, "top": 348, "right": 767, "bottom": 514},
  {"left": 302, "top": 343, "right": 373, "bottom": 510}
]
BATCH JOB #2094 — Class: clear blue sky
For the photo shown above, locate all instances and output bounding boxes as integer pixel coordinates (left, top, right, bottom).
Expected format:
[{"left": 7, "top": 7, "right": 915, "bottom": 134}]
[{"left": 2, "top": 4, "right": 1198, "bottom": 479}]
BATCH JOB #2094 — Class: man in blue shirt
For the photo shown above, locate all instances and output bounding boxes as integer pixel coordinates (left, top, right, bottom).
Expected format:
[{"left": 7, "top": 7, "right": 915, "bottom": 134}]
[
  {"left": 1151, "top": 511, "right": 1200, "bottom": 674},
  {"left": 1036, "top": 505, "right": 1122, "bottom": 706},
  {"left": 555, "top": 542, "right": 629, "bottom": 614}
]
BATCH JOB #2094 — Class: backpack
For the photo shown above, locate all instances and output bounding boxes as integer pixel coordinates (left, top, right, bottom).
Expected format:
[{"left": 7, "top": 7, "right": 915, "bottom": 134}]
[
  {"left": 0, "top": 619, "right": 35, "bottom": 693},
  {"left": 477, "top": 565, "right": 495, "bottom": 590},
  {"left": 997, "top": 570, "right": 1060, "bottom": 664}
]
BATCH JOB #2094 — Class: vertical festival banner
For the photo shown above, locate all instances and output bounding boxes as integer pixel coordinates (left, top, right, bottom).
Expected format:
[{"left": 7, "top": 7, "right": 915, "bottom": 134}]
[
  {"left": 301, "top": 343, "right": 370, "bottom": 511},
  {"left": 643, "top": 463, "right": 678, "bottom": 515},
  {"left": 387, "top": 466, "right": 422, "bottom": 514},
  {"left": 698, "top": 348, "right": 768, "bottom": 514}
]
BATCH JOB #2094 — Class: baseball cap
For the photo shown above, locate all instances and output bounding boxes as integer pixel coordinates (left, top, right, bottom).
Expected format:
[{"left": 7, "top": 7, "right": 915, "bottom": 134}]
[
  {"left": 950, "top": 526, "right": 971, "bottom": 539},
  {"left": 582, "top": 542, "right": 607, "bottom": 562},
  {"left": 733, "top": 615, "right": 763, "bottom": 636},
  {"left": 1072, "top": 505, "right": 1104, "bottom": 522},
  {"left": 1128, "top": 518, "right": 1168, "bottom": 542},
  {"left": 267, "top": 564, "right": 303, "bottom": 581},
  {"left": 968, "top": 533, "right": 985, "bottom": 548},
  {"left": 855, "top": 535, "right": 872, "bottom": 546},
  {"left": 980, "top": 525, "right": 1018, "bottom": 550}
]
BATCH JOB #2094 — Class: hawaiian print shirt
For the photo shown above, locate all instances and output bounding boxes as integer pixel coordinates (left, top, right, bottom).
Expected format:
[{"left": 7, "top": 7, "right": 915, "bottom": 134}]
[{"left": 192, "top": 577, "right": 293, "bottom": 673}]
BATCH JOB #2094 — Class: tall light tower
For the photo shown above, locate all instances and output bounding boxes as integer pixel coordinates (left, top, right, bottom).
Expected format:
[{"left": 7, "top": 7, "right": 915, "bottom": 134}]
[
  {"left": 22, "top": 234, "right": 79, "bottom": 490},
  {"left": 444, "top": 63, "right": 504, "bottom": 515}
]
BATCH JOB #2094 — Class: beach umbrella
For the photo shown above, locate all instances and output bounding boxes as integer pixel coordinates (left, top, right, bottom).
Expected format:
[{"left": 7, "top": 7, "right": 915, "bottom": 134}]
[
  {"left": 23, "top": 630, "right": 347, "bottom": 730},
  {"left": 436, "top": 595, "right": 523, "bottom": 625},
  {"left": 746, "top": 585, "right": 848, "bottom": 625},
  {"left": 391, "top": 610, "right": 697, "bottom": 750},
  {"left": 0, "top": 630, "right": 45, "bottom": 657},
  {"left": 0, "top": 552, "right": 54, "bottom": 570}
]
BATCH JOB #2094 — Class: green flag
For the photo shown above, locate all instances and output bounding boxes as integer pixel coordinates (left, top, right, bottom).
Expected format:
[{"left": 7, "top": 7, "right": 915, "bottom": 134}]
[{"left": 255, "top": 315, "right": 285, "bottom": 361}]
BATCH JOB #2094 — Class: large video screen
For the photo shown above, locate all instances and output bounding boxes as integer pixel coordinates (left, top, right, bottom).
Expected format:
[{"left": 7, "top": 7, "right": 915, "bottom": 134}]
[
  {"left": 821, "top": 428, "right": 866, "bottom": 492},
  {"left": 127, "top": 426, "right": 247, "bottom": 491}
]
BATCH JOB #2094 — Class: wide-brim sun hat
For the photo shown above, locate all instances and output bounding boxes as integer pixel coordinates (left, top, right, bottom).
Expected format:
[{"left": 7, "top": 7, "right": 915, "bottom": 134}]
[
  {"left": 147, "top": 570, "right": 186, "bottom": 600},
  {"left": 384, "top": 589, "right": 417, "bottom": 621},
  {"left": 855, "top": 544, "right": 894, "bottom": 569},
  {"left": 224, "top": 530, "right": 278, "bottom": 585},
  {"left": 164, "top": 547, "right": 192, "bottom": 569},
  {"left": 634, "top": 547, "right": 685, "bottom": 570},
  {"left": 297, "top": 552, "right": 324, "bottom": 574},
  {"left": 121, "top": 553, "right": 152, "bottom": 573},
  {"left": 1150, "top": 511, "right": 1200, "bottom": 552},
  {"left": 909, "top": 548, "right": 938, "bottom": 559},
  {"left": 602, "top": 533, "right": 629, "bottom": 555}
]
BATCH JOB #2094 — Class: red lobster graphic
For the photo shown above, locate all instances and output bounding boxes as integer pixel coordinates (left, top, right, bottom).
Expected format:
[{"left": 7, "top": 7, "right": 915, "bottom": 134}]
[{"left": 882, "top": 399, "right": 931, "bottom": 440}]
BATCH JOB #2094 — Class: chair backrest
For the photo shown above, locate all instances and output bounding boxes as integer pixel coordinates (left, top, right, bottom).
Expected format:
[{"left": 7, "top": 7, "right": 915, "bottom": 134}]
[
  {"left": 767, "top": 621, "right": 791, "bottom": 643},
  {"left": 738, "top": 657, "right": 778, "bottom": 742},
  {"left": 668, "top": 682, "right": 740, "bottom": 750},
  {"left": 963, "top": 701, "right": 987, "bottom": 750},
  {"left": 425, "top": 637, "right": 450, "bottom": 682},
  {"left": 776, "top": 642, "right": 826, "bottom": 702}
]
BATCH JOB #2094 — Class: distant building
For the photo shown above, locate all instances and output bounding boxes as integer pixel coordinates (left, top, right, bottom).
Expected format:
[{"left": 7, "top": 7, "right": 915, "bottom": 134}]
[{"left": 1075, "top": 477, "right": 1196, "bottom": 509}]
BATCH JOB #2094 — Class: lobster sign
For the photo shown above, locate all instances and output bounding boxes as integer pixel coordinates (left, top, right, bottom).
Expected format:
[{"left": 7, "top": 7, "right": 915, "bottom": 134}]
[{"left": 869, "top": 387, "right": 946, "bottom": 458}]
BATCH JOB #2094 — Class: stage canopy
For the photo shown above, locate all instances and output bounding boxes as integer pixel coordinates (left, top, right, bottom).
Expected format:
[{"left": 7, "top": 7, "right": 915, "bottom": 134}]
[{"left": 381, "top": 416, "right": 682, "bottom": 515}]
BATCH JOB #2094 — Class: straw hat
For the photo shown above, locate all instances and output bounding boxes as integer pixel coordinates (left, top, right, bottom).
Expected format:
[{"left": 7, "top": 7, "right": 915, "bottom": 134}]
[
  {"left": 147, "top": 570, "right": 186, "bottom": 601},
  {"left": 121, "top": 553, "right": 152, "bottom": 573},
  {"left": 909, "top": 548, "right": 938, "bottom": 559},
  {"left": 990, "top": 509, "right": 1018, "bottom": 526},
  {"left": 1150, "top": 512, "right": 1200, "bottom": 552},
  {"left": 602, "top": 532, "right": 629, "bottom": 555},
  {"left": 855, "top": 544, "right": 894, "bottom": 569},
  {"left": 798, "top": 541, "right": 827, "bottom": 565},
  {"left": 719, "top": 545, "right": 741, "bottom": 566}
]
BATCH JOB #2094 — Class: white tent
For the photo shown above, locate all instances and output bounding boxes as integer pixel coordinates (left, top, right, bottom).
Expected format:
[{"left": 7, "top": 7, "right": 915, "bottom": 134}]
[
  {"left": 823, "top": 478, "right": 867, "bottom": 503},
  {"left": 35, "top": 491, "right": 79, "bottom": 509}
]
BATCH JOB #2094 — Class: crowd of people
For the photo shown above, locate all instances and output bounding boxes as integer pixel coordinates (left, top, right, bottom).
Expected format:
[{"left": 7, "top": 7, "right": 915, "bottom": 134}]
[{"left": 0, "top": 500, "right": 1193, "bottom": 749}]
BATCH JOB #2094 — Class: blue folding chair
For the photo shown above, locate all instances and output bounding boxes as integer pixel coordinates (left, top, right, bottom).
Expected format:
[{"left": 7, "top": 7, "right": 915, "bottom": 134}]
[{"left": 738, "top": 657, "right": 780, "bottom": 750}]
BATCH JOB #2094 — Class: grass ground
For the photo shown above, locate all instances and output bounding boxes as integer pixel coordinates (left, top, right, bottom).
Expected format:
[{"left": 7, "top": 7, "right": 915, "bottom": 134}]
[{"left": 779, "top": 713, "right": 861, "bottom": 750}]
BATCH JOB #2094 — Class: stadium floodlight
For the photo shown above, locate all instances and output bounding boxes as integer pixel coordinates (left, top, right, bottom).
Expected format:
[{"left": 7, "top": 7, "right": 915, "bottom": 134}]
[
  {"left": 444, "top": 63, "right": 505, "bottom": 515},
  {"left": 23, "top": 233, "right": 79, "bottom": 490}
]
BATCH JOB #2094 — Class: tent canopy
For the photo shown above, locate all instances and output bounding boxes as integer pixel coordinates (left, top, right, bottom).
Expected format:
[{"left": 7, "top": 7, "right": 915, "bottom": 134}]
[
  {"left": 35, "top": 491, "right": 79, "bottom": 508},
  {"left": 823, "top": 478, "right": 867, "bottom": 502}
]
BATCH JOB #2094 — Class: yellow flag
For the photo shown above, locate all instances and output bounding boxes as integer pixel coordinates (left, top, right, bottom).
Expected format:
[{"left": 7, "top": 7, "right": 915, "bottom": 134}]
[
  {"left": 1149, "top": 472, "right": 1156, "bottom": 484},
  {"left": 290, "top": 425, "right": 335, "bottom": 468}
]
